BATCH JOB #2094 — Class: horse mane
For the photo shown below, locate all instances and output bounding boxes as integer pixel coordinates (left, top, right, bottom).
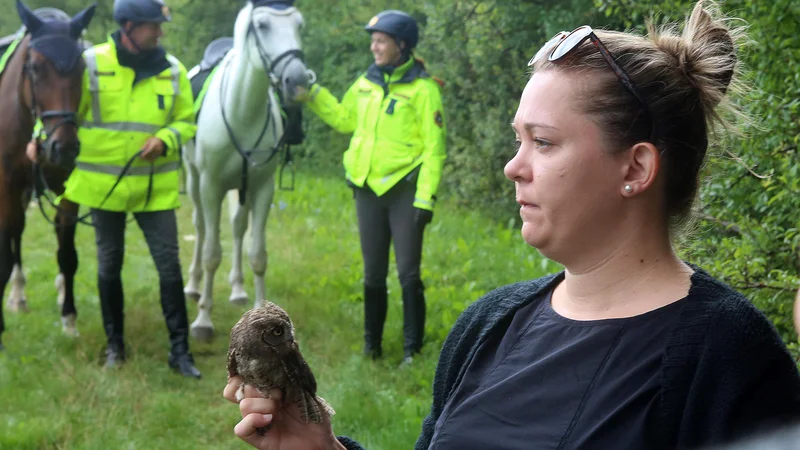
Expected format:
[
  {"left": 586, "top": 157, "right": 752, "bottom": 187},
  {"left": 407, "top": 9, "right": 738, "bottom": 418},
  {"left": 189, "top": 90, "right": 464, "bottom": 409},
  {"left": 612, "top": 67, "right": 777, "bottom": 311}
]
[{"left": 232, "top": 2, "right": 253, "bottom": 55}]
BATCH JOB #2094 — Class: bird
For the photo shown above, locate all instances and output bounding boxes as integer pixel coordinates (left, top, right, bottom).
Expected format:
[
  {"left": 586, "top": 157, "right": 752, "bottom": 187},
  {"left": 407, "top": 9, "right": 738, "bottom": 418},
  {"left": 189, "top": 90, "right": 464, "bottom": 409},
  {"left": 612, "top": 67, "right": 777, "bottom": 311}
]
[{"left": 226, "top": 301, "right": 335, "bottom": 430}]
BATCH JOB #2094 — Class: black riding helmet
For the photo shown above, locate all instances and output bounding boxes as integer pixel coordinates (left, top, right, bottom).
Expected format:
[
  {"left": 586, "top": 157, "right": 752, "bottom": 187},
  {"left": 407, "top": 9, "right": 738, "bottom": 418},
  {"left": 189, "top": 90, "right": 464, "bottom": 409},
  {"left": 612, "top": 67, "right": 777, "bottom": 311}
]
[
  {"left": 113, "top": 0, "right": 171, "bottom": 25},
  {"left": 364, "top": 10, "right": 418, "bottom": 52}
]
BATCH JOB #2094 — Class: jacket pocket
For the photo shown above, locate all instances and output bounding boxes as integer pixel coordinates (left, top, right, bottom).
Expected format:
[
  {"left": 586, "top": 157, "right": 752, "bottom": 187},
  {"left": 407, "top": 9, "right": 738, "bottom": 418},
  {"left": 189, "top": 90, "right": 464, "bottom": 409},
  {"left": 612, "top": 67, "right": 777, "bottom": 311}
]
[{"left": 153, "top": 77, "right": 176, "bottom": 118}]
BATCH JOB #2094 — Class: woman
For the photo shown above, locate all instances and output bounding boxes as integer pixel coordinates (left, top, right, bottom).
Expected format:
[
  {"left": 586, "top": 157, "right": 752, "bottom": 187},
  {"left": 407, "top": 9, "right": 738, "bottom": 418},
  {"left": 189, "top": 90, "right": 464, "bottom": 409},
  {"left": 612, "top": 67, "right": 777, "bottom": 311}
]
[
  {"left": 224, "top": 1, "right": 800, "bottom": 449},
  {"left": 301, "top": 10, "right": 447, "bottom": 363}
]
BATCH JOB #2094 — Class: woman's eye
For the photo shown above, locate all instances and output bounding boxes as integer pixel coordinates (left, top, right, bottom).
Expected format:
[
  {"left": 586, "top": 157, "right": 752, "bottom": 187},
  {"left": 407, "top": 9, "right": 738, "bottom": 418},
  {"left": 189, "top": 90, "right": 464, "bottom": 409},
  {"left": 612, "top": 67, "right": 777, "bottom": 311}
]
[
  {"left": 513, "top": 140, "right": 522, "bottom": 152},
  {"left": 533, "top": 138, "right": 551, "bottom": 149}
]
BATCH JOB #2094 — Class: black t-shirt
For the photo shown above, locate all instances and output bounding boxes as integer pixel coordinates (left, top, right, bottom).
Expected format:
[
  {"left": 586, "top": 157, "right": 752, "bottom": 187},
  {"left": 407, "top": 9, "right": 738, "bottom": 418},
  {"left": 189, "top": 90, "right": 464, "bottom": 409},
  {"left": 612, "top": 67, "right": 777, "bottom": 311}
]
[{"left": 428, "top": 290, "right": 686, "bottom": 450}]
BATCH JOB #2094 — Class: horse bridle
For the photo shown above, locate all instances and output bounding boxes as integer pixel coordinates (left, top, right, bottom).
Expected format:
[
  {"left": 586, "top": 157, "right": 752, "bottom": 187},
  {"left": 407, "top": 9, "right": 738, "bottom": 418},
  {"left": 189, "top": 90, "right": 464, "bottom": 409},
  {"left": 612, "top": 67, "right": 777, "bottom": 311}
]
[
  {"left": 25, "top": 42, "right": 138, "bottom": 229},
  {"left": 23, "top": 48, "right": 80, "bottom": 163},
  {"left": 218, "top": 7, "right": 316, "bottom": 204}
]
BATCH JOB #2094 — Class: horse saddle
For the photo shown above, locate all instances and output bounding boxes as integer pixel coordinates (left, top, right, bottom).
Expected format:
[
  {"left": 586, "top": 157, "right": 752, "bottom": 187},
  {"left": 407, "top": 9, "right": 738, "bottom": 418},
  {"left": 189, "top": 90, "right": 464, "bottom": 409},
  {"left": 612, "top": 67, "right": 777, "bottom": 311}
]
[{"left": 189, "top": 37, "right": 234, "bottom": 101}]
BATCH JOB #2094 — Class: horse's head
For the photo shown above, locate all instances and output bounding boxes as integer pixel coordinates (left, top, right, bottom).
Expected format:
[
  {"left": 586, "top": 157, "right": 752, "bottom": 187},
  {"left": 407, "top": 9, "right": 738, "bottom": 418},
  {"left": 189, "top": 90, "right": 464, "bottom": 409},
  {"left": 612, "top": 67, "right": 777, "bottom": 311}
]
[
  {"left": 237, "top": 0, "right": 314, "bottom": 105},
  {"left": 16, "top": 0, "right": 96, "bottom": 170}
]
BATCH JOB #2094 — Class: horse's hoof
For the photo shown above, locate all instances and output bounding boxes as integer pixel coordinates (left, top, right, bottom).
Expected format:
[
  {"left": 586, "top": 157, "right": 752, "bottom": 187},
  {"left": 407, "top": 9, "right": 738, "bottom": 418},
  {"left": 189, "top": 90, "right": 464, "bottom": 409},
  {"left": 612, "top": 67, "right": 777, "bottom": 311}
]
[
  {"left": 229, "top": 293, "right": 249, "bottom": 307},
  {"left": 184, "top": 287, "right": 201, "bottom": 302},
  {"left": 61, "top": 315, "right": 80, "bottom": 337},
  {"left": 190, "top": 324, "right": 215, "bottom": 343}
]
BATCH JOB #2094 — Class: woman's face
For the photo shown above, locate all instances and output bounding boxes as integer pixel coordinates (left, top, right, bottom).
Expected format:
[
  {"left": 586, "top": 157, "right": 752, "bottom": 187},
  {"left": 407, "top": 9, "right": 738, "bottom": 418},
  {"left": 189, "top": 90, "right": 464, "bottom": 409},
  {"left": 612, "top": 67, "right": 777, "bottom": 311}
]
[
  {"left": 370, "top": 31, "right": 402, "bottom": 66},
  {"left": 505, "top": 70, "right": 629, "bottom": 262}
]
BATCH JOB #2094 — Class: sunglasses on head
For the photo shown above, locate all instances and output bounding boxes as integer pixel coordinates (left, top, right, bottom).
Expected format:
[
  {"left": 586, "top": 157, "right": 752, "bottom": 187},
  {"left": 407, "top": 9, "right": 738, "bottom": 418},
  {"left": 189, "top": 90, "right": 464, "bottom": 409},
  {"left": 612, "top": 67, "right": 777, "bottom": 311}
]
[{"left": 529, "top": 26, "right": 654, "bottom": 138}]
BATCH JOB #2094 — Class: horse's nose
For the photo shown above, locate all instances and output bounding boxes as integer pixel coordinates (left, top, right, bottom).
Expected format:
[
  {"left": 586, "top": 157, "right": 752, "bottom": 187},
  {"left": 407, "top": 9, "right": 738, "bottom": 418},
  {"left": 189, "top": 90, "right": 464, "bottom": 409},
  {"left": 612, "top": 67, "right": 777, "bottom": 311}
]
[
  {"left": 283, "top": 66, "right": 311, "bottom": 102},
  {"left": 50, "top": 140, "right": 80, "bottom": 169}
]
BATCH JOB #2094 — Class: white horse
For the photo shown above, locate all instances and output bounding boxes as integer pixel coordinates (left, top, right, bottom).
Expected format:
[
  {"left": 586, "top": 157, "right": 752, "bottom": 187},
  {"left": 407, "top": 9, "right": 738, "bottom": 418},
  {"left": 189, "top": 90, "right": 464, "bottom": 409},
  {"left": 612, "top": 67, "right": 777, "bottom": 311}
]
[{"left": 182, "top": 0, "right": 312, "bottom": 342}]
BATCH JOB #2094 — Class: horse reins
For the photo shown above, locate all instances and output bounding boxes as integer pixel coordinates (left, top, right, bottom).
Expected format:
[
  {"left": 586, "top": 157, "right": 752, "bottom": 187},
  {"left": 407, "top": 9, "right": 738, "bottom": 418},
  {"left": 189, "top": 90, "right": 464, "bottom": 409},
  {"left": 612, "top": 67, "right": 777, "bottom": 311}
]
[
  {"left": 218, "top": 15, "right": 309, "bottom": 205},
  {"left": 33, "top": 150, "right": 152, "bottom": 228}
]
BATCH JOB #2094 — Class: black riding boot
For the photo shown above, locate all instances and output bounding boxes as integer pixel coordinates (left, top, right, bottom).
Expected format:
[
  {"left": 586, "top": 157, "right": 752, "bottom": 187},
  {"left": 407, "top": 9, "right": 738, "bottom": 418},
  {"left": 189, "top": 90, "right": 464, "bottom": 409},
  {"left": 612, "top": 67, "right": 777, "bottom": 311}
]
[
  {"left": 161, "top": 278, "right": 201, "bottom": 379},
  {"left": 402, "top": 279, "right": 426, "bottom": 362},
  {"left": 98, "top": 276, "right": 125, "bottom": 368},
  {"left": 363, "top": 284, "right": 388, "bottom": 359}
]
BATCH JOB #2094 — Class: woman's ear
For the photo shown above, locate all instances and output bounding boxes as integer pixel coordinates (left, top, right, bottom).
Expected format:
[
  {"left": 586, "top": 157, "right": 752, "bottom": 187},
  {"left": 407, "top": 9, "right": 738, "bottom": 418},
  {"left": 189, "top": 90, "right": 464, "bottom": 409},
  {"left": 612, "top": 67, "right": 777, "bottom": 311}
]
[{"left": 620, "top": 142, "right": 660, "bottom": 197}]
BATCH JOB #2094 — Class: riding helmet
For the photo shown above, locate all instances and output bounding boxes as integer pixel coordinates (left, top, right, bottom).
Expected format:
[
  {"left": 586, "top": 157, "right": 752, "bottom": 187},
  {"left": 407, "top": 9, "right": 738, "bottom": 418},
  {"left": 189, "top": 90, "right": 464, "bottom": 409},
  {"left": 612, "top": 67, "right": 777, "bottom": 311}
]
[
  {"left": 113, "top": 0, "right": 172, "bottom": 25},
  {"left": 364, "top": 10, "right": 419, "bottom": 50}
]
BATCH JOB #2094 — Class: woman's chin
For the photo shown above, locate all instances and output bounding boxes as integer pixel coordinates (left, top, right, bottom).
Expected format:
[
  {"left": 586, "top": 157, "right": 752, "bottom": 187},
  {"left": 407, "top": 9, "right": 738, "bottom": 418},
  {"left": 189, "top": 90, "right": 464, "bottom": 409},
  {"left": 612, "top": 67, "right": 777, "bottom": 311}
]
[{"left": 520, "top": 223, "right": 549, "bottom": 251}]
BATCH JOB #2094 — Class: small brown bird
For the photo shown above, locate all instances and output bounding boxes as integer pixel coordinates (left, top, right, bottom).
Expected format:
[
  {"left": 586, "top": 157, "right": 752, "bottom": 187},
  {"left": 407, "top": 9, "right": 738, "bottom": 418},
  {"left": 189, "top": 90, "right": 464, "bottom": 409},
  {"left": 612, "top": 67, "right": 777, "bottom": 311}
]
[{"left": 227, "top": 302, "right": 335, "bottom": 427}]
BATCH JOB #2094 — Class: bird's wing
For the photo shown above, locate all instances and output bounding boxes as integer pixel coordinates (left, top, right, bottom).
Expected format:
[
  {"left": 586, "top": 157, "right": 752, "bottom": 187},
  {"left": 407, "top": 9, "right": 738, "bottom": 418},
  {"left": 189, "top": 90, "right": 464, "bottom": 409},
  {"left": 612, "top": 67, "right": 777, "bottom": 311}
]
[
  {"left": 226, "top": 348, "right": 240, "bottom": 378},
  {"left": 283, "top": 347, "right": 317, "bottom": 394}
]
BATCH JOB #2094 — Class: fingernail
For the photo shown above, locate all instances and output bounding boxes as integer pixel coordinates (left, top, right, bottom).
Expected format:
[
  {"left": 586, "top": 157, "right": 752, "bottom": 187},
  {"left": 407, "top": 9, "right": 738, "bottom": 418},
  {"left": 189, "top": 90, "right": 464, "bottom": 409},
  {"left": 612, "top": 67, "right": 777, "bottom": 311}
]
[{"left": 262, "top": 414, "right": 273, "bottom": 422}]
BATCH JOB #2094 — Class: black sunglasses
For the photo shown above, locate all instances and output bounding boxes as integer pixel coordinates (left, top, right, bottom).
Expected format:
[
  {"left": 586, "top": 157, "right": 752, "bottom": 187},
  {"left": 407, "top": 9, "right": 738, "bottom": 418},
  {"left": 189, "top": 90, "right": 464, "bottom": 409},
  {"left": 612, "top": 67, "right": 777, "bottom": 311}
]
[{"left": 530, "top": 26, "right": 654, "bottom": 139}]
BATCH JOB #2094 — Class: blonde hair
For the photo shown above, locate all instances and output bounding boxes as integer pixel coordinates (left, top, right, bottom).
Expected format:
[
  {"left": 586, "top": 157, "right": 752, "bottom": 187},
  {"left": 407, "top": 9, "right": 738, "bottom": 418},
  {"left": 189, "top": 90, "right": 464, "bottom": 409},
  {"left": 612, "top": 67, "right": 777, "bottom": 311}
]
[{"left": 532, "top": 0, "right": 746, "bottom": 226}]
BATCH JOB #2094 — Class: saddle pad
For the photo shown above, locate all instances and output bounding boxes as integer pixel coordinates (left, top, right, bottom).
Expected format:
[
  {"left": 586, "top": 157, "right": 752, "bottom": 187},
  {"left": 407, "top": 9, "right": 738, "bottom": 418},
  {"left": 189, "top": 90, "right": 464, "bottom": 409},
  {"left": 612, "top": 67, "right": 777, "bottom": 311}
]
[{"left": 0, "top": 31, "right": 24, "bottom": 77}]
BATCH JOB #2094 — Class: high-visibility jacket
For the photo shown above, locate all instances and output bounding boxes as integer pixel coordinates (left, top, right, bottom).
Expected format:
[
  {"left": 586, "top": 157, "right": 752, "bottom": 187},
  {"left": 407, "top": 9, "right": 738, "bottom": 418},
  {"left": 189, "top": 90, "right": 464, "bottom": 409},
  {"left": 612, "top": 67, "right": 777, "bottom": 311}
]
[
  {"left": 305, "top": 58, "right": 446, "bottom": 211},
  {"left": 63, "top": 37, "right": 196, "bottom": 212}
]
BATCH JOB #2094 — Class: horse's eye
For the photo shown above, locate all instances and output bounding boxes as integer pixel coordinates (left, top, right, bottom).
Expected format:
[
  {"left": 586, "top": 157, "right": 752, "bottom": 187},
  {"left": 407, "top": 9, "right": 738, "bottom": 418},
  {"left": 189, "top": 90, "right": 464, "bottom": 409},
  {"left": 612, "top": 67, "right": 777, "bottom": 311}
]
[
  {"left": 257, "top": 21, "right": 269, "bottom": 30},
  {"left": 272, "top": 326, "right": 283, "bottom": 336}
]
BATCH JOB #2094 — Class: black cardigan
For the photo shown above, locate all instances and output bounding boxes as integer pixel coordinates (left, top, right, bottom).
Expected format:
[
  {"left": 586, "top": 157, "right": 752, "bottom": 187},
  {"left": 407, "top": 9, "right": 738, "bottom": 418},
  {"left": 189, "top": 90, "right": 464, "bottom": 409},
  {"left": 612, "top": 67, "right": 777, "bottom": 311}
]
[{"left": 338, "top": 266, "right": 800, "bottom": 450}]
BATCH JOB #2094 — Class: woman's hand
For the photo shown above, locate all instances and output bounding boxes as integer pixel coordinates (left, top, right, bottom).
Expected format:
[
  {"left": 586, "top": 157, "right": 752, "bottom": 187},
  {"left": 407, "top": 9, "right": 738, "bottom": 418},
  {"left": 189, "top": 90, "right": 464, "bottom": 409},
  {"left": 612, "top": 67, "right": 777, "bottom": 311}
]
[
  {"left": 224, "top": 375, "right": 346, "bottom": 450},
  {"left": 26, "top": 140, "right": 38, "bottom": 163}
]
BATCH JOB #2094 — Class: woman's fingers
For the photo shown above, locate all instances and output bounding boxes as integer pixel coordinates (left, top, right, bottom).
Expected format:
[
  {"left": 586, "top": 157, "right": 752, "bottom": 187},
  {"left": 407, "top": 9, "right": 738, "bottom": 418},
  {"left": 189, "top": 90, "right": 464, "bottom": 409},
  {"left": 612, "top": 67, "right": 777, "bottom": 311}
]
[
  {"left": 223, "top": 376, "right": 244, "bottom": 403},
  {"left": 234, "top": 412, "right": 274, "bottom": 442},
  {"left": 240, "top": 396, "right": 281, "bottom": 417}
]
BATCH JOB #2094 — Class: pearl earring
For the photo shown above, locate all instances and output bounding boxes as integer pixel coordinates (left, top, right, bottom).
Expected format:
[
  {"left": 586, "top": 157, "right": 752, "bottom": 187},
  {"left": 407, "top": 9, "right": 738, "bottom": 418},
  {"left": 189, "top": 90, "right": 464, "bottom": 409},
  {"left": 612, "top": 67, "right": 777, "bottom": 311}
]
[{"left": 624, "top": 185, "right": 633, "bottom": 193}]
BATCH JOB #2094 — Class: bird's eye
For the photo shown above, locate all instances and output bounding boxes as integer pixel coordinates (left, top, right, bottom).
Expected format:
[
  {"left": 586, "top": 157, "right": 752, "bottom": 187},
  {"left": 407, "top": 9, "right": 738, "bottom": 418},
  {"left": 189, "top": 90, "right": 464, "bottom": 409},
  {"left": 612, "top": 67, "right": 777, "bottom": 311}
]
[{"left": 272, "top": 326, "right": 283, "bottom": 336}]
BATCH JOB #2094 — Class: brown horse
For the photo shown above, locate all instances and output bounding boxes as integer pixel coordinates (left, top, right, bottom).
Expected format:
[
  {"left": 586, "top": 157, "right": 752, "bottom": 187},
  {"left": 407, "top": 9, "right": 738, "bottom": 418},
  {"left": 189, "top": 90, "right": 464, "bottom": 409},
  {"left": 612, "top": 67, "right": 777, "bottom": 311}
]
[{"left": 0, "top": 1, "right": 96, "bottom": 350}]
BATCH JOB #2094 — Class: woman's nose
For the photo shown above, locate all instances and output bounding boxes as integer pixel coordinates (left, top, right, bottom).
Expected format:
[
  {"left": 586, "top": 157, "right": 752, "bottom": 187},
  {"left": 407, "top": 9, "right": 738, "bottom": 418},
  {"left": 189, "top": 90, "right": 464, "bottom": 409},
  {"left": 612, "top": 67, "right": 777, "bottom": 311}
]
[{"left": 504, "top": 149, "right": 530, "bottom": 182}]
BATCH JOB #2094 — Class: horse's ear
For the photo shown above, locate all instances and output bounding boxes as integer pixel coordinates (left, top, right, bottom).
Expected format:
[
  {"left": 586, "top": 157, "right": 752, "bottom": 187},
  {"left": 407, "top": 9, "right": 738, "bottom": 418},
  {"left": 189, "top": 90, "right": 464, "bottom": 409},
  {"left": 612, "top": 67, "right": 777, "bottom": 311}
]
[
  {"left": 16, "top": 0, "right": 44, "bottom": 35},
  {"left": 69, "top": 3, "right": 97, "bottom": 40}
]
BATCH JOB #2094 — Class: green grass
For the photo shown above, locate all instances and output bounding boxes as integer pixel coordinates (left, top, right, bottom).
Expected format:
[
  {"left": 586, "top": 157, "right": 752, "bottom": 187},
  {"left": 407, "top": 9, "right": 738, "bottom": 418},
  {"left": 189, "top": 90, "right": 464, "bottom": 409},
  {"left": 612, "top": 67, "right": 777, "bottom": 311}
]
[{"left": 0, "top": 168, "right": 559, "bottom": 450}]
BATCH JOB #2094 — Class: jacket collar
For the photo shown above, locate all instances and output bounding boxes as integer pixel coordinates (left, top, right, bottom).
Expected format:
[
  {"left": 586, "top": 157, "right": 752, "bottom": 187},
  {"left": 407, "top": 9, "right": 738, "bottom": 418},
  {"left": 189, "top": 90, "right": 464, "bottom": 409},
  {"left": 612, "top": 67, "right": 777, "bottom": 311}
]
[{"left": 365, "top": 58, "right": 429, "bottom": 93}]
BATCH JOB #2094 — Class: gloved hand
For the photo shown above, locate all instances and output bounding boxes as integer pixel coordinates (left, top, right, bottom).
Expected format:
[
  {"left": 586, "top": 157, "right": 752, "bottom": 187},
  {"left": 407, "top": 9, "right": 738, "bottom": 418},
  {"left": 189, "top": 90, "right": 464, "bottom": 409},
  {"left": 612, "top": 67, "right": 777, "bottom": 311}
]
[{"left": 414, "top": 207, "right": 433, "bottom": 227}]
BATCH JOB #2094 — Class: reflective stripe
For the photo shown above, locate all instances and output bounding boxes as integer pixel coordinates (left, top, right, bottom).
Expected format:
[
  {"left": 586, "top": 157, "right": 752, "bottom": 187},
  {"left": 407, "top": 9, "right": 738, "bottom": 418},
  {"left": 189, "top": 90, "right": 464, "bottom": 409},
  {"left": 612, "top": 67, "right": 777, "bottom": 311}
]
[
  {"left": 84, "top": 48, "right": 102, "bottom": 124},
  {"left": 414, "top": 197, "right": 435, "bottom": 208},
  {"left": 76, "top": 160, "right": 181, "bottom": 176},
  {"left": 166, "top": 55, "right": 181, "bottom": 94},
  {"left": 165, "top": 55, "right": 181, "bottom": 120},
  {"left": 83, "top": 122, "right": 160, "bottom": 133},
  {"left": 166, "top": 126, "right": 182, "bottom": 149}
]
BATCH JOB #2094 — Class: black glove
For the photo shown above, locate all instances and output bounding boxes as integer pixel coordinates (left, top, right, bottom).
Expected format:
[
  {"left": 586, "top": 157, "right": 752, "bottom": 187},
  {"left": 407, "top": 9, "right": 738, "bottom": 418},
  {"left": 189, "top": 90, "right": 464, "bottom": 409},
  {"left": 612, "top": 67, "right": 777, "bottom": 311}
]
[{"left": 414, "top": 208, "right": 433, "bottom": 227}]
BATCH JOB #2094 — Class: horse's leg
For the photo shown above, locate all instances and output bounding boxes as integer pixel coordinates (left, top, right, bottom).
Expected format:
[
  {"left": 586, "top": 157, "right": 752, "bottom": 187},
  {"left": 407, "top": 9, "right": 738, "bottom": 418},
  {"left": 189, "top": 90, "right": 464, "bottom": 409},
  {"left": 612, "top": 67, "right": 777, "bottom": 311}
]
[
  {"left": 190, "top": 173, "right": 223, "bottom": 342},
  {"left": 7, "top": 194, "right": 27, "bottom": 313},
  {"left": 0, "top": 228, "right": 13, "bottom": 350},
  {"left": 184, "top": 160, "right": 204, "bottom": 302},
  {"left": 228, "top": 190, "right": 249, "bottom": 306},
  {"left": 248, "top": 179, "right": 276, "bottom": 309},
  {"left": 6, "top": 257, "right": 26, "bottom": 313},
  {"left": 55, "top": 199, "right": 79, "bottom": 336}
]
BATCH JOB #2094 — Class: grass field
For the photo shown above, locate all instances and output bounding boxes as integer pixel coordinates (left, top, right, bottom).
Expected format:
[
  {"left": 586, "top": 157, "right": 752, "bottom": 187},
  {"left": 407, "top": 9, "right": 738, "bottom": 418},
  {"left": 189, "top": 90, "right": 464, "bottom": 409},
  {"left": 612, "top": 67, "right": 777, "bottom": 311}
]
[{"left": 0, "top": 168, "right": 559, "bottom": 449}]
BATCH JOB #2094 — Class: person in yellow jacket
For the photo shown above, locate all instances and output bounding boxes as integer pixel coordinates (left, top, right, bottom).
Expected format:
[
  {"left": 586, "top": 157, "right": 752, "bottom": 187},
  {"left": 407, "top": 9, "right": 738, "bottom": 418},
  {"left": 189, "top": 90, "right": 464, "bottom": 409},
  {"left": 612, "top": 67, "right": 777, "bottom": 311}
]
[
  {"left": 65, "top": 0, "right": 200, "bottom": 377},
  {"left": 303, "top": 10, "right": 447, "bottom": 364}
]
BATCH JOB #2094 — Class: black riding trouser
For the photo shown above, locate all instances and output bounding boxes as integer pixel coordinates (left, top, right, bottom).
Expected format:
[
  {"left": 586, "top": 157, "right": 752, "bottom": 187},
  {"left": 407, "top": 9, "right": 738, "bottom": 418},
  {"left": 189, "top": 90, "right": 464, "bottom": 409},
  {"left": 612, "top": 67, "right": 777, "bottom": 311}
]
[
  {"left": 354, "top": 176, "right": 427, "bottom": 355},
  {"left": 92, "top": 208, "right": 191, "bottom": 356}
]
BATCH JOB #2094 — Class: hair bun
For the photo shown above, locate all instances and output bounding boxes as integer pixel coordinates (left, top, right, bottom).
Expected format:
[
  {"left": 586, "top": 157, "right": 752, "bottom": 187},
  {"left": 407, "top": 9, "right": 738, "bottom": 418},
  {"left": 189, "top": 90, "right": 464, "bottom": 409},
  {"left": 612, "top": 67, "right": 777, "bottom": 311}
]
[{"left": 681, "top": 1, "right": 739, "bottom": 105}]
